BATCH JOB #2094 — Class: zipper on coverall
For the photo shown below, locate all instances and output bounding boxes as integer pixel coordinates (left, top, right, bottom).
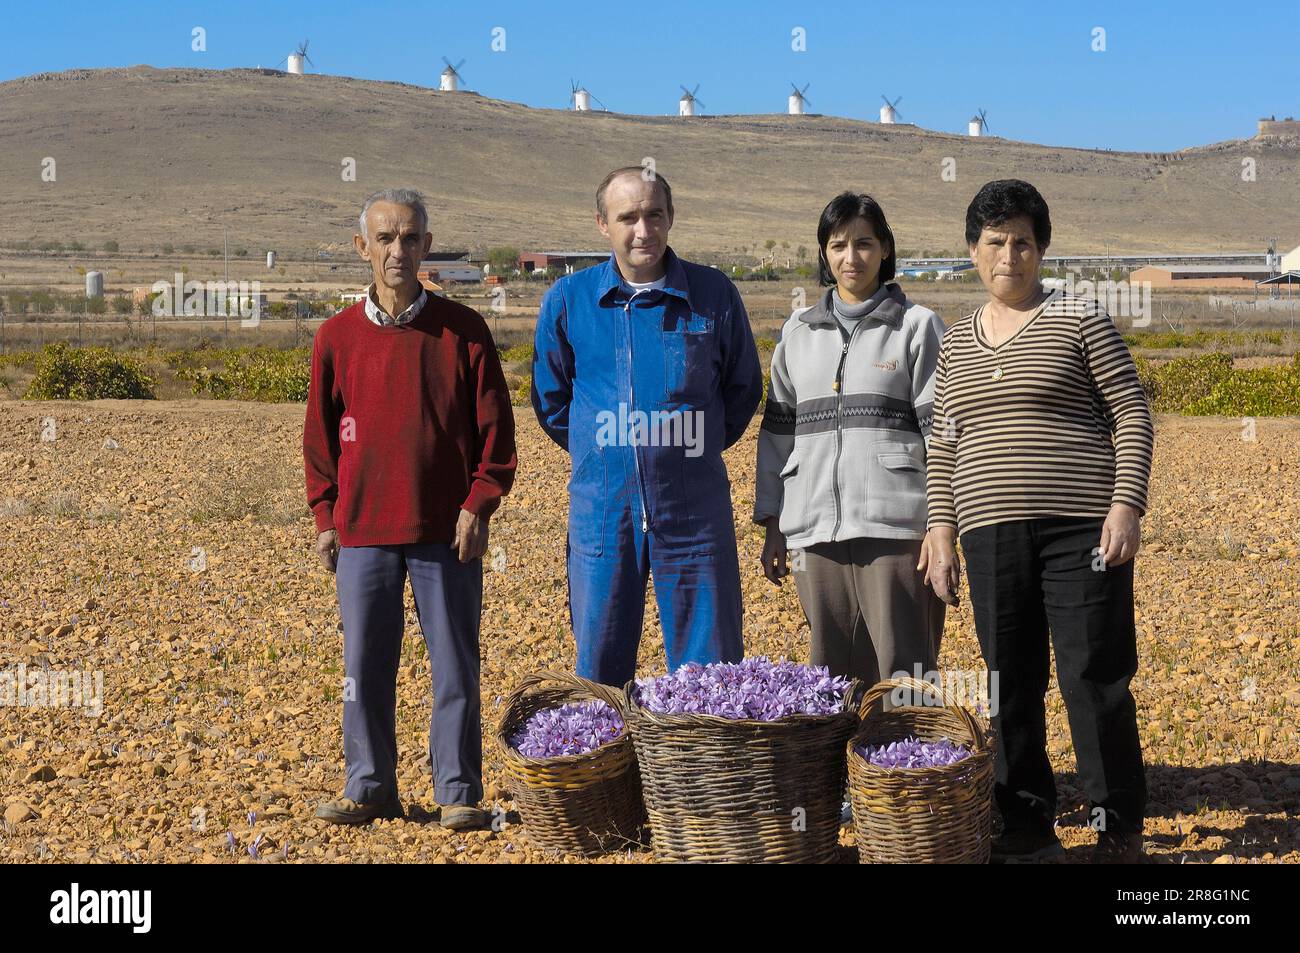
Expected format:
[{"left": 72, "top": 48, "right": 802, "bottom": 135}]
[{"left": 625, "top": 296, "right": 651, "bottom": 533}]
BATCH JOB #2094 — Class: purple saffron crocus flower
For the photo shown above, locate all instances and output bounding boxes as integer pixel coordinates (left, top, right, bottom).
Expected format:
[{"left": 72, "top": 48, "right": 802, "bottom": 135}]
[{"left": 636, "top": 657, "right": 853, "bottom": 721}]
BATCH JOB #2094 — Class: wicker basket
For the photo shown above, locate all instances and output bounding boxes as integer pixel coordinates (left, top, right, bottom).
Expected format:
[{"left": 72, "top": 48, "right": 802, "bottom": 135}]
[
  {"left": 847, "top": 676, "right": 995, "bottom": 863},
  {"left": 496, "top": 670, "right": 647, "bottom": 857},
  {"left": 624, "top": 678, "right": 862, "bottom": 863}
]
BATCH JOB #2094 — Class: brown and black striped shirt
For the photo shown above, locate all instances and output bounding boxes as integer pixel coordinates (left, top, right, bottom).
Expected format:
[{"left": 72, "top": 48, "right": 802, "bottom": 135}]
[{"left": 925, "top": 290, "right": 1154, "bottom": 535}]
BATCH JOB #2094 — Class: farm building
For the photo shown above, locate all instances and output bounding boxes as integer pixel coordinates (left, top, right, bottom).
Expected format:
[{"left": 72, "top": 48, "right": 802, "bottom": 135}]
[
  {"left": 1281, "top": 244, "right": 1300, "bottom": 273},
  {"left": 418, "top": 264, "right": 481, "bottom": 284},
  {"left": 518, "top": 251, "right": 609, "bottom": 274},
  {"left": 1128, "top": 264, "right": 1275, "bottom": 290}
]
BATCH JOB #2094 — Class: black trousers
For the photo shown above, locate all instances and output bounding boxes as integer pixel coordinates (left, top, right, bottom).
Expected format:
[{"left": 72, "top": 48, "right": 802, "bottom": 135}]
[{"left": 961, "top": 516, "right": 1147, "bottom": 836}]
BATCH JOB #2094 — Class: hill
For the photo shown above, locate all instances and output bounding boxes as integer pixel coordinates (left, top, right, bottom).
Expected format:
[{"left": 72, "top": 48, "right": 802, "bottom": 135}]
[{"left": 2, "top": 66, "right": 1298, "bottom": 258}]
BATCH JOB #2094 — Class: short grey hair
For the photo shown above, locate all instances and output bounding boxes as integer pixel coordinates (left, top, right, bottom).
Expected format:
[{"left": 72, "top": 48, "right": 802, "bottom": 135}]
[{"left": 358, "top": 188, "right": 428, "bottom": 240}]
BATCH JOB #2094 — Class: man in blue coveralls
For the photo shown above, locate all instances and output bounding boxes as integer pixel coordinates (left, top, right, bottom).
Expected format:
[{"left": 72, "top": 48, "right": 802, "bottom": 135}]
[{"left": 531, "top": 166, "right": 763, "bottom": 687}]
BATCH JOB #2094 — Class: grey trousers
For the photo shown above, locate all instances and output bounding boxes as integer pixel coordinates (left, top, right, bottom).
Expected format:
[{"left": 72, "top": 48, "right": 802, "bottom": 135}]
[
  {"left": 793, "top": 537, "right": 945, "bottom": 685},
  {"left": 335, "top": 542, "right": 483, "bottom": 807}
]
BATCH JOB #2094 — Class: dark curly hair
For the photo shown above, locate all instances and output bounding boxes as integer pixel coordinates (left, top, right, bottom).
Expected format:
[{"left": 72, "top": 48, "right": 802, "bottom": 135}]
[
  {"left": 817, "top": 192, "right": 897, "bottom": 287},
  {"left": 964, "top": 179, "right": 1051, "bottom": 251}
]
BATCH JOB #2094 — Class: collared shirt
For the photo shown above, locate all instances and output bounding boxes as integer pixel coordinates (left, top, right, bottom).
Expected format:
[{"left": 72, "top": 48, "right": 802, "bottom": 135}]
[{"left": 363, "top": 283, "right": 427, "bottom": 326}]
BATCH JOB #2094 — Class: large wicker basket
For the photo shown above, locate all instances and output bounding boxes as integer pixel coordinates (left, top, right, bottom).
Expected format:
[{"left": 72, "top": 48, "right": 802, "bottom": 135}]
[
  {"left": 623, "top": 677, "right": 862, "bottom": 863},
  {"left": 496, "top": 670, "right": 647, "bottom": 857},
  {"left": 847, "top": 676, "right": 995, "bottom": 863}
]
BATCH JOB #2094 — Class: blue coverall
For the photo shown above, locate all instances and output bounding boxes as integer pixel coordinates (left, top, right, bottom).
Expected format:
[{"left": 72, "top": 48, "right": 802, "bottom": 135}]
[{"left": 531, "top": 248, "right": 763, "bottom": 687}]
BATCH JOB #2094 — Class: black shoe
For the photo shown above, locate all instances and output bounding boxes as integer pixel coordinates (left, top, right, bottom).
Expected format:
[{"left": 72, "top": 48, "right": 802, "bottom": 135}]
[
  {"left": 1092, "top": 830, "right": 1146, "bottom": 864},
  {"left": 315, "top": 795, "right": 404, "bottom": 825},
  {"left": 990, "top": 827, "right": 1064, "bottom": 863}
]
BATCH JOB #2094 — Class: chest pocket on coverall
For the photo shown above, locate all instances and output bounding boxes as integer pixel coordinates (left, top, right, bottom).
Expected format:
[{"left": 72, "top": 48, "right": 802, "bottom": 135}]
[{"left": 662, "top": 308, "right": 716, "bottom": 404}]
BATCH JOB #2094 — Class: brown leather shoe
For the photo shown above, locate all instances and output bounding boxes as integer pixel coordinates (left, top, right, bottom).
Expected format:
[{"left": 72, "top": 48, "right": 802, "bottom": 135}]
[
  {"left": 315, "top": 796, "right": 403, "bottom": 825},
  {"left": 439, "top": 804, "right": 489, "bottom": 831}
]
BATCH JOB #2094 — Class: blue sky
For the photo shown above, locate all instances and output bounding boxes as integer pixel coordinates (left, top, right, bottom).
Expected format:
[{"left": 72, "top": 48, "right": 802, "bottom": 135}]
[{"left": 0, "top": 0, "right": 1291, "bottom": 151}]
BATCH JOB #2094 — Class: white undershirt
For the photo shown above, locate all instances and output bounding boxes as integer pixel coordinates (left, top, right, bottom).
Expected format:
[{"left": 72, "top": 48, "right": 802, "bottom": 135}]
[{"left": 621, "top": 276, "right": 667, "bottom": 295}]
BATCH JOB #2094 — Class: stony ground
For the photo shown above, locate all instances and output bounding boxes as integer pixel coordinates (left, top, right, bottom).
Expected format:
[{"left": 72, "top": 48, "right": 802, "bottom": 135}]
[{"left": 1, "top": 401, "right": 1297, "bottom": 864}]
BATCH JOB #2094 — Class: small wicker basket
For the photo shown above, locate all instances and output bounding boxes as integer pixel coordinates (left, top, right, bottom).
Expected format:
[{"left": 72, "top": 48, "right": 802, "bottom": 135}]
[
  {"left": 847, "top": 676, "right": 995, "bottom": 864},
  {"left": 496, "top": 670, "right": 646, "bottom": 857}
]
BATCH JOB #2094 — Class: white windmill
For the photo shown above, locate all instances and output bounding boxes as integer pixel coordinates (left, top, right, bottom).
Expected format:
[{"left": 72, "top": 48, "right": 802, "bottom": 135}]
[
  {"left": 968, "top": 108, "right": 989, "bottom": 137},
  {"left": 440, "top": 57, "right": 465, "bottom": 91},
  {"left": 285, "top": 39, "right": 313, "bottom": 75},
  {"left": 879, "top": 95, "right": 902, "bottom": 124},
  {"left": 569, "top": 80, "right": 606, "bottom": 112},
  {"left": 570, "top": 80, "right": 590, "bottom": 111},
  {"left": 788, "top": 82, "right": 811, "bottom": 115},
  {"left": 679, "top": 84, "right": 704, "bottom": 117}
]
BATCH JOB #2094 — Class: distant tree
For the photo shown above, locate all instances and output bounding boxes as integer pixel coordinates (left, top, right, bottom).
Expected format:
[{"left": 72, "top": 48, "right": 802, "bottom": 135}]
[
  {"left": 797, "top": 245, "right": 808, "bottom": 261},
  {"left": 103, "top": 240, "right": 119, "bottom": 253},
  {"left": 488, "top": 247, "right": 520, "bottom": 274},
  {"left": 87, "top": 295, "right": 107, "bottom": 315},
  {"left": 234, "top": 248, "right": 249, "bottom": 258},
  {"left": 764, "top": 239, "right": 776, "bottom": 252},
  {"left": 68, "top": 240, "right": 85, "bottom": 252},
  {"left": 206, "top": 248, "right": 221, "bottom": 257},
  {"left": 7, "top": 290, "right": 29, "bottom": 315},
  {"left": 162, "top": 244, "right": 174, "bottom": 255},
  {"left": 111, "top": 294, "right": 132, "bottom": 315}
]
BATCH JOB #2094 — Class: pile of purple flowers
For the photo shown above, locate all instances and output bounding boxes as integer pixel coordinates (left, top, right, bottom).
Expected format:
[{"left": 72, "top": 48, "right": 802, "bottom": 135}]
[
  {"left": 636, "top": 657, "right": 854, "bottom": 721},
  {"left": 509, "top": 700, "right": 625, "bottom": 759},
  {"left": 857, "top": 735, "right": 973, "bottom": 769}
]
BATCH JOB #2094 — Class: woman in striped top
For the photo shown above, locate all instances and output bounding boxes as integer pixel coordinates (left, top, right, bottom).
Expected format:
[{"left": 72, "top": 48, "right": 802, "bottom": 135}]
[{"left": 920, "top": 180, "right": 1154, "bottom": 864}]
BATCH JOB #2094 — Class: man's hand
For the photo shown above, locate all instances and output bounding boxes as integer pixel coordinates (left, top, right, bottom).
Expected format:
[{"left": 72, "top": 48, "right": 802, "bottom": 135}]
[
  {"left": 316, "top": 529, "right": 340, "bottom": 573},
  {"left": 453, "top": 509, "right": 489, "bottom": 563},
  {"left": 759, "top": 518, "right": 789, "bottom": 586},
  {"left": 1098, "top": 502, "right": 1142, "bottom": 568},
  {"left": 922, "top": 526, "right": 962, "bottom": 607}
]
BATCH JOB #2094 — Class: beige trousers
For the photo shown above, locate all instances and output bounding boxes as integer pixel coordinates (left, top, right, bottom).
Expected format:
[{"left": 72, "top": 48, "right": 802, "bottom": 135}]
[{"left": 793, "top": 537, "right": 945, "bottom": 686}]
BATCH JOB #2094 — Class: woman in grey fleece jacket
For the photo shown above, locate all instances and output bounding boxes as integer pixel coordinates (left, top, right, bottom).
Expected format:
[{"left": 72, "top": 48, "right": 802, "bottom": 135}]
[{"left": 754, "top": 192, "right": 947, "bottom": 685}]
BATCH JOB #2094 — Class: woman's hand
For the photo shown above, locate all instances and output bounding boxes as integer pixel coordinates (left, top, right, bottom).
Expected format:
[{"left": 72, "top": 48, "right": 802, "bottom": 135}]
[
  {"left": 921, "top": 527, "right": 962, "bottom": 607},
  {"left": 760, "top": 518, "right": 790, "bottom": 586},
  {"left": 1098, "top": 502, "right": 1141, "bottom": 567}
]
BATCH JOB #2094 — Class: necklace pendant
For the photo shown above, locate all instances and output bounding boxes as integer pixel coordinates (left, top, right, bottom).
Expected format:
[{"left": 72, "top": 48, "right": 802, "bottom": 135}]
[{"left": 991, "top": 367, "right": 1004, "bottom": 381}]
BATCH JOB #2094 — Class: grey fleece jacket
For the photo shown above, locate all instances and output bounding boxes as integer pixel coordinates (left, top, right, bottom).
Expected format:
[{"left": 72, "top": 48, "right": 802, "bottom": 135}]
[{"left": 753, "top": 282, "right": 945, "bottom": 546}]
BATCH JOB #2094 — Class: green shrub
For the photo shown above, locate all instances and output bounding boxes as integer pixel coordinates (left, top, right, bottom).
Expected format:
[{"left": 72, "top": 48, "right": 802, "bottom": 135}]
[
  {"left": 1134, "top": 352, "right": 1300, "bottom": 416},
  {"left": 501, "top": 343, "right": 534, "bottom": 363},
  {"left": 24, "top": 344, "right": 156, "bottom": 400},
  {"left": 175, "top": 346, "right": 310, "bottom": 402},
  {"left": 754, "top": 336, "right": 777, "bottom": 353},
  {"left": 1184, "top": 356, "right": 1300, "bottom": 416},
  {"left": 1123, "top": 330, "right": 1284, "bottom": 350},
  {"left": 1134, "top": 353, "right": 1233, "bottom": 412},
  {"left": 511, "top": 375, "right": 532, "bottom": 406}
]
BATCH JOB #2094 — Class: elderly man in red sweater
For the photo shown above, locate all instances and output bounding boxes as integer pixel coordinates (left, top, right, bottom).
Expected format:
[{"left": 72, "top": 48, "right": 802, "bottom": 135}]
[{"left": 304, "top": 188, "right": 517, "bottom": 830}]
